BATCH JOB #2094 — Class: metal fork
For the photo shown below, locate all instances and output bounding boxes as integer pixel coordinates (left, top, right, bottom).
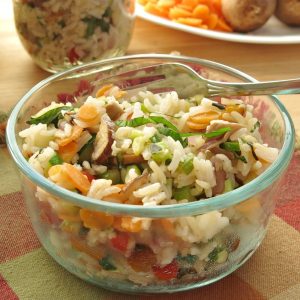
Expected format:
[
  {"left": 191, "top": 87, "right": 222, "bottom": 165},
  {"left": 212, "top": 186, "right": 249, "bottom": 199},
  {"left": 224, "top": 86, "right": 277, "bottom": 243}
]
[{"left": 93, "top": 62, "right": 300, "bottom": 99}]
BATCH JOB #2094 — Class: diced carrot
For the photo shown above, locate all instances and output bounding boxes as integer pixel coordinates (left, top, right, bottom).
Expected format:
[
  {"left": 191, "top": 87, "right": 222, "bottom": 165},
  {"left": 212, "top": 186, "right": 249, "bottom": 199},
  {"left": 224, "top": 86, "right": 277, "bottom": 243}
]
[
  {"left": 176, "top": 17, "right": 202, "bottom": 26},
  {"left": 140, "top": 0, "right": 232, "bottom": 33},
  {"left": 192, "top": 4, "right": 210, "bottom": 20},
  {"left": 188, "top": 111, "right": 220, "bottom": 124},
  {"left": 57, "top": 141, "right": 78, "bottom": 163},
  {"left": 145, "top": 3, "right": 169, "bottom": 18},
  {"left": 63, "top": 163, "right": 91, "bottom": 195},
  {"left": 102, "top": 192, "right": 127, "bottom": 203},
  {"left": 169, "top": 6, "right": 192, "bottom": 19},
  {"left": 181, "top": 0, "right": 199, "bottom": 9},
  {"left": 157, "top": 0, "right": 176, "bottom": 9},
  {"left": 71, "top": 236, "right": 104, "bottom": 260},
  {"left": 211, "top": 0, "right": 222, "bottom": 15},
  {"left": 186, "top": 120, "right": 208, "bottom": 130},
  {"left": 207, "top": 13, "right": 218, "bottom": 29},
  {"left": 57, "top": 125, "right": 83, "bottom": 147},
  {"left": 58, "top": 213, "right": 81, "bottom": 222},
  {"left": 159, "top": 219, "right": 177, "bottom": 239},
  {"left": 115, "top": 90, "right": 127, "bottom": 100},
  {"left": 96, "top": 84, "right": 113, "bottom": 98},
  {"left": 176, "top": 4, "right": 194, "bottom": 12},
  {"left": 79, "top": 208, "right": 114, "bottom": 229},
  {"left": 225, "top": 104, "right": 245, "bottom": 114},
  {"left": 77, "top": 104, "right": 99, "bottom": 122},
  {"left": 48, "top": 164, "right": 76, "bottom": 190},
  {"left": 215, "top": 18, "right": 233, "bottom": 32}
]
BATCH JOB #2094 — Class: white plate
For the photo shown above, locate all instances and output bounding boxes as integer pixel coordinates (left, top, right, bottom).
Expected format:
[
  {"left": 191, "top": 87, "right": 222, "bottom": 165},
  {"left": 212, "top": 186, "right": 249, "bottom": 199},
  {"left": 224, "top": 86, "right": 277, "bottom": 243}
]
[{"left": 136, "top": 4, "right": 300, "bottom": 44}]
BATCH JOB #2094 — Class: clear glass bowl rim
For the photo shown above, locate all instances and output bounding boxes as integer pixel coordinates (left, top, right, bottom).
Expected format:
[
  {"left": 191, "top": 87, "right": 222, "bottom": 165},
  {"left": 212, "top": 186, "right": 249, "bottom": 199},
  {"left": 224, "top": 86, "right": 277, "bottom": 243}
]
[{"left": 6, "top": 54, "right": 295, "bottom": 218}]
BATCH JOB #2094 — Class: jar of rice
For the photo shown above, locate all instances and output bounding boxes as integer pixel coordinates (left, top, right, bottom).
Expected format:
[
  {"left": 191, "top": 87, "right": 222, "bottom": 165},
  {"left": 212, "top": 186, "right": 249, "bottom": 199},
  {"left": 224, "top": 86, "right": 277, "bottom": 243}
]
[{"left": 13, "top": 0, "right": 135, "bottom": 73}]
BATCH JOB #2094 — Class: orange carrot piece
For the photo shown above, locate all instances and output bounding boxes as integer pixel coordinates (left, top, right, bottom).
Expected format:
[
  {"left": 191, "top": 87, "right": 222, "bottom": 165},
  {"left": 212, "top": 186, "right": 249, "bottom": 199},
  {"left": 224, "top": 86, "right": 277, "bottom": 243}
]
[
  {"left": 176, "top": 17, "right": 202, "bottom": 27},
  {"left": 215, "top": 18, "right": 233, "bottom": 32},
  {"left": 145, "top": 3, "right": 169, "bottom": 18},
  {"left": 157, "top": 0, "right": 176, "bottom": 9},
  {"left": 77, "top": 104, "right": 99, "bottom": 122},
  {"left": 176, "top": 4, "right": 194, "bottom": 12},
  {"left": 207, "top": 13, "right": 218, "bottom": 29},
  {"left": 186, "top": 120, "right": 208, "bottom": 130},
  {"left": 181, "top": 0, "right": 199, "bottom": 9},
  {"left": 79, "top": 208, "right": 114, "bottom": 230},
  {"left": 63, "top": 163, "right": 91, "bottom": 195},
  {"left": 192, "top": 4, "right": 210, "bottom": 20},
  {"left": 96, "top": 84, "right": 113, "bottom": 97},
  {"left": 57, "top": 141, "right": 78, "bottom": 163},
  {"left": 57, "top": 125, "right": 83, "bottom": 147},
  {"left": 160, "top": 219, "right": 177, "bottom": 239},
  {"left": 169, "top": 6, "right": 192, "bottom": 19},
  {"left": 188, "top": 111, "right": 220, "bottom": 124},
  {"left": 71, "top": 236, "right": 104, "bottom": 260}
]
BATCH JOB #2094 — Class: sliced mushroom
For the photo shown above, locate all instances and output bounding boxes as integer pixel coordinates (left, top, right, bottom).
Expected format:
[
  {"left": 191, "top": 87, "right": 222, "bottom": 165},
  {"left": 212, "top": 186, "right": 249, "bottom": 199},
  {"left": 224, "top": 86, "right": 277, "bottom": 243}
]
[
  {"left": 92, "top": 114, "right": 115, "bottom": 163},
  {"left": 123, "top": 172, "right": 149, "bottom": 204},
  {"left": 212, "top": 169, "right": 226, "bottom": 196},
  {"left": 106, "top": 102, "right": 124, "bottom": 121},
  {"left": 108, "top": 154, "right": 146, "bottom": 166}
]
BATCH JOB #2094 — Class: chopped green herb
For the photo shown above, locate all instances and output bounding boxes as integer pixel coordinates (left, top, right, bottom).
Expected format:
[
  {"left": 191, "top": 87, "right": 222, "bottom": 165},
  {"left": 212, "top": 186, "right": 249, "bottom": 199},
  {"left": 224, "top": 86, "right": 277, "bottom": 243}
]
[
  {"left": 178, "top": 154, "right": 194, "bottom": 174},
  {"left": 223, "top": 178, "right": 234, "bottom": 193},
  {"left": 221, "top": 141, "right": 248, "bottom": 163},
  {"left": 250, "top": 121, "right": 260, "bottom": 133},
  {"left": 78, "top": 134, "right": 96, "bottom": 155},
  {"left": 238, "top": 155, "right": 248, "bottom": 163},
  {"left": 101, "top": 168, "right": 121, "bottom": 184},
  {"left": 148, "top": 115, "right": 178, "bottom": 131},
  {"left": 150, "top": 134, "right": 162, "bottom": 143},
  {"left": 157, "top": 127, "right": 188, "bottom": 148},
  {"left": 26, "top": 106, "right": 72, "bottom": 125},
  {"left": 82, "top": 16, "right": 110, "bottom": 38},
  {"left": 49, "top": 154, "right": 63, "bottom": 166},
  {"left": 220, "top": 141, "right": 240, "bottom": 152},
  {"left": 116, "top": 115, "right": 178, "bottom": 131},
  {"left": 173, "top": 186, "right": 194, "bottom": 201},
  {"left": 208, "top": 246, "right": 224, "bottom": 263},
  {"left": 177, "top": 254, "right": 198, "bottom": 265},
  {"left": 181, "top": 127, "right": 231, "bottom": 139},
  {"left": 99, "top": 256, "right": 116, "bottom": 271},
  {"left": 150, "top": 142, "right": 172, "bottom": 164},
  {"left": 115, "top": 117, "right": 151, "bottom": 128}
]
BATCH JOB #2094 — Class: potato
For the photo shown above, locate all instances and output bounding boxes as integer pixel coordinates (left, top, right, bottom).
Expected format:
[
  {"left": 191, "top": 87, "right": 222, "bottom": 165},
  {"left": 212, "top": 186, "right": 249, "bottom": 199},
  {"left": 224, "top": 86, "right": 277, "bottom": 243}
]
[
  {"left": 276, "top": 0, "right": 300, "bottom": 26},
  {"left": 221, "top": 0, "right": 277, "bottom": 33}
]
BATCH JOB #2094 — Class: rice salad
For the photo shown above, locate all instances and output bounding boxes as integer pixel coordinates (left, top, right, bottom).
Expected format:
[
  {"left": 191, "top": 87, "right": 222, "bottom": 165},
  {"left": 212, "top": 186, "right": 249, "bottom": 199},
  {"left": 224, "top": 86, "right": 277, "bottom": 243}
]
[
  {"left": 19, "top": 84, "right": 279, "bottom": 285},
  {"left": 13, "top": 0, "right": 135, "bottom": 72}
]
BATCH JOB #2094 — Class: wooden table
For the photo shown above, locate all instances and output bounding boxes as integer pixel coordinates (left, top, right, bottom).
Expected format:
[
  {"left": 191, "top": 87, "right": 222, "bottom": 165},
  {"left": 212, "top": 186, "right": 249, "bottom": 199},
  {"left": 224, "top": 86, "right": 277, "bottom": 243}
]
[{"left": 0, "top": 0, "right": 299, "bottom": 132}]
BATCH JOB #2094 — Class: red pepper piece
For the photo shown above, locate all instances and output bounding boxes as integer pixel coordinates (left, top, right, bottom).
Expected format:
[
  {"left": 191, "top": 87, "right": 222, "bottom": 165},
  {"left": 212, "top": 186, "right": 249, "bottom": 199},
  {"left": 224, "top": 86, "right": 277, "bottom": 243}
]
[
  {"left": 67, "top": 47, "right": 80, "bottom": 64},
  {"left": 57, "top": 93, "right": 75, "bottom": 104},
  {"left": 110, "top": 232, "right": 129, "bottom": 252},
  {"left": 152, "top": 259, "right": 179, "bottom": 280}
]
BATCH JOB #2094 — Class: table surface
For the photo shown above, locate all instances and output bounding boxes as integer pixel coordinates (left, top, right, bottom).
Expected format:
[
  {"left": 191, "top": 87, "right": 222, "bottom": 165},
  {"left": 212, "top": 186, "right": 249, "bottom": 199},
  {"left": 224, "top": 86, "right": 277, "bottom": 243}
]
[{"left": 0, "top": 1, "right": 300, "bottom": 300}]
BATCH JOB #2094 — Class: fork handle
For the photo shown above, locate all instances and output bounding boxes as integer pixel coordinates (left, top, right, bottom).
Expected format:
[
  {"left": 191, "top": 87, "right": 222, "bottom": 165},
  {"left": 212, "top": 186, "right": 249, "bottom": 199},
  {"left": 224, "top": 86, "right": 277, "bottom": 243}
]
[{"left": 209, "top": 78, "right": 300, "bottom": 96}]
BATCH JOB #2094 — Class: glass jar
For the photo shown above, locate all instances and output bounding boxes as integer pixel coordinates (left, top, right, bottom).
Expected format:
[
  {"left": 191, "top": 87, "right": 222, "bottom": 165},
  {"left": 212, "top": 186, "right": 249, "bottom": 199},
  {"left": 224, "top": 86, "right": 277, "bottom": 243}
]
[{"left": 13, "top": 0, "right": 135, "bottom": 73}]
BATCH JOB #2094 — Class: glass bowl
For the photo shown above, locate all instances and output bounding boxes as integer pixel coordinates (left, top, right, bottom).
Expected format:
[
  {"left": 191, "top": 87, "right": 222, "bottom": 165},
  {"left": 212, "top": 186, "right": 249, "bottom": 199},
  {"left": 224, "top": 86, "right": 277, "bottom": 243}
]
[
  {"left": 13, "top": 0, "right": 135, "bottom": 73},
  {"left": 6, "top": 54, "right": 295, "bottom": 294}
]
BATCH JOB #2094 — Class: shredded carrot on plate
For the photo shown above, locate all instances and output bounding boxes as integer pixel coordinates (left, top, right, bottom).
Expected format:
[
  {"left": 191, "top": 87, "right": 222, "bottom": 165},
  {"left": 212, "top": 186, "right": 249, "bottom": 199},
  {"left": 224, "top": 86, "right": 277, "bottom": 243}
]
[{"left": 138, "top": 0, "right": 233, "bottom": 32}]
